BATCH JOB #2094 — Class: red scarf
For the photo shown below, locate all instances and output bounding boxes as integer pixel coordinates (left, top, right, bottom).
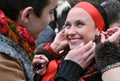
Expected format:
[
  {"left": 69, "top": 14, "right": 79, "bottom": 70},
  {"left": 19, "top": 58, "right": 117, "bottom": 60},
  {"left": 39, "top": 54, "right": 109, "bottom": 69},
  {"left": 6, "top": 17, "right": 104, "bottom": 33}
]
[{"left": 0, "top": 10, "right": 35, "bottom": 61}]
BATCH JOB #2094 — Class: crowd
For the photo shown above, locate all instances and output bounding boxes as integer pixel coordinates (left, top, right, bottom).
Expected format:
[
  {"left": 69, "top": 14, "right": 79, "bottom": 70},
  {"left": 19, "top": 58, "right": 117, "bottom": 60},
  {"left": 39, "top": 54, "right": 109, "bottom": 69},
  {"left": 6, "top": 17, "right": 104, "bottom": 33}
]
[{"left": 0, "top": 0, "right": 120, "bottom": 81}]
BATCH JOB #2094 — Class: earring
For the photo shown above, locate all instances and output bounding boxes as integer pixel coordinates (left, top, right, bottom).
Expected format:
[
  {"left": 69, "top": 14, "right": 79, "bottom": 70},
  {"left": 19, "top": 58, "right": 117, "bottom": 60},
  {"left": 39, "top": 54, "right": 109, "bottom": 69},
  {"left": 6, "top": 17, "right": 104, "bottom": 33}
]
[{"left": 93, "top": 35, "right": 101, "bottom": 44}]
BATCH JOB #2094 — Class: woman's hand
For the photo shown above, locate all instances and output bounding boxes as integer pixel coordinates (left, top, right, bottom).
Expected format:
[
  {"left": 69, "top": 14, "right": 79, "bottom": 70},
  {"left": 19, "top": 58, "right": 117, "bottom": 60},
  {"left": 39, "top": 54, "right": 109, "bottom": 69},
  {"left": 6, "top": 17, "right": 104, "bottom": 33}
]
[
  {"left": 51, "top": 29, "right": 68, "bottom": 52},
  {"left": 32, "top": 55, "right": 49, "bottom": 75},
  {"left": 101, "top": 27, "right": 120, "bottom": 43},
  {"left": 64, "top": 41, "right": 96, "bottom": 69}
]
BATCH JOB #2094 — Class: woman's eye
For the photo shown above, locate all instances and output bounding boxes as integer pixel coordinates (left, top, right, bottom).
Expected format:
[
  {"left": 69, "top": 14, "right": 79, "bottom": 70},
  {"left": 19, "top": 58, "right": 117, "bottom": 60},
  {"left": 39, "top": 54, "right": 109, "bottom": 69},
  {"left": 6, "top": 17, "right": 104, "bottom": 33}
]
[
  {"left": 77, "top": 22, "right": 84, "bottom": 27},
  {"left": 63, "top": 23, "right": 71, "bottom": 29}
]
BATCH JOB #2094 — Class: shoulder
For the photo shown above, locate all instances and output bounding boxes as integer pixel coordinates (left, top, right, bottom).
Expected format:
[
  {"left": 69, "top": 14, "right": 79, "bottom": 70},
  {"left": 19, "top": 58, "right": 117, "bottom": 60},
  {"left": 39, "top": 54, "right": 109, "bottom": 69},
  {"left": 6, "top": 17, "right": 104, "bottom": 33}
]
[
  {"left": 0, "top": 34, "right": 33, "bottom": 81},
  {"left": 0, "top": 53, "right": 26, "bottom": 81}
]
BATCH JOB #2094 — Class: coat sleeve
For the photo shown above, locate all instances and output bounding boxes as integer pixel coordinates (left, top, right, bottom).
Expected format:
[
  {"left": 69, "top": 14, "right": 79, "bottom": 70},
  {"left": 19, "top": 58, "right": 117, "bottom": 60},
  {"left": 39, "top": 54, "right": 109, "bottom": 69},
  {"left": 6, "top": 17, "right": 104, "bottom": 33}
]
[
  {"left": 54, "top": 60, "right": 83, "bottom": 81},
  {"left": 34, "top": 43, "right": 60, "bottom": 61},
  {"left": 0, "top": 53, "right": 26, "bottom": 81}
]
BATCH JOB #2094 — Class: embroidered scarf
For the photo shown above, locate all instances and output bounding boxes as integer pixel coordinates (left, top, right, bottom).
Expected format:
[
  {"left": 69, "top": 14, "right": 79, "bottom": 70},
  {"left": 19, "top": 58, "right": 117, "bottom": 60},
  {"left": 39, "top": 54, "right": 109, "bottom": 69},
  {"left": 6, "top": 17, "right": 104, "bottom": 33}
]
[{"left": 0, "top": 10, "right": 35, "bottom": 61}]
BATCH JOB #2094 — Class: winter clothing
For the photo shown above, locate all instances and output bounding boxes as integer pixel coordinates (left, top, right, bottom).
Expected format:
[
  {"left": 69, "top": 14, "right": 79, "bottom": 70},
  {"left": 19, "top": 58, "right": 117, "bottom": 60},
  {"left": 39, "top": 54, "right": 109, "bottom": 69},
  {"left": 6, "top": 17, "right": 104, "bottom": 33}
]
[
  {"left": 55, "top": 60, "right": 102, "bottom": 81},
  {"left": 34, "top": 43, "right": 103, "bottom": 81},
  {"left": 0, "top": 34, "right": 33, "bottom": 81},
  {"left": 0, "top": 10, "right": 34, "bottom": 81},
  {"left": 34, "top": 41, "right": 120, "bottom": 81}
]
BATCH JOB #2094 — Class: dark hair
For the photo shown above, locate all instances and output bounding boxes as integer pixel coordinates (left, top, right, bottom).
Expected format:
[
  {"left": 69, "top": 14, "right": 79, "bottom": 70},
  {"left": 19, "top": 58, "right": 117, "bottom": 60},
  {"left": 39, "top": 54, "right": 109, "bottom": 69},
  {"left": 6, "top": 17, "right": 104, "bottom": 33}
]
[
  {"left": 0, "top": 0, "right": 50, "bottom": 21},
  {"left": 84, "top": 0, "right": 109, "bottom": 31},
  {"left": 67, "top": 0, "right": 82, "bottom": 7},
  {"left": 101, "top": 0, "right": 120, "bottom": 26}
]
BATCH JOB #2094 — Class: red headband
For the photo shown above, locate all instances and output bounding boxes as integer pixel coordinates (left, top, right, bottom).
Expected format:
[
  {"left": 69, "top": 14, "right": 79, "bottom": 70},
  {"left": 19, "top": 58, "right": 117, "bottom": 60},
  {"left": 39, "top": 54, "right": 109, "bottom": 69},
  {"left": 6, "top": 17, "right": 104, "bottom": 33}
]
[{"left": 74, "top": 2, "right": 105, "bottom": 32}]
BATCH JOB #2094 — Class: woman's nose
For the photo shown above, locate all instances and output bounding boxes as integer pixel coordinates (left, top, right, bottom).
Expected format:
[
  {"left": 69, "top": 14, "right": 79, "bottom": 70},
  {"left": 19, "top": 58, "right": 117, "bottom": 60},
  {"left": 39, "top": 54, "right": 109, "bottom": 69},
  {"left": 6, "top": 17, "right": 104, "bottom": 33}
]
[{"left": 68, "top": 26, "right": 76, "bottom": 35}]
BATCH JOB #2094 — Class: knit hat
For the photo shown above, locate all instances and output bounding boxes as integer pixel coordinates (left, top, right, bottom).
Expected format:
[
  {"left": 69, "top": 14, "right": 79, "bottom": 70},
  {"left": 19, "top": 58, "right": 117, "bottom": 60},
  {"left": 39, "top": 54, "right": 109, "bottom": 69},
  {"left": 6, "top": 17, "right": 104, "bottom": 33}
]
[{"left": 73, "top": 1, "right": 109, "bottom": 32}]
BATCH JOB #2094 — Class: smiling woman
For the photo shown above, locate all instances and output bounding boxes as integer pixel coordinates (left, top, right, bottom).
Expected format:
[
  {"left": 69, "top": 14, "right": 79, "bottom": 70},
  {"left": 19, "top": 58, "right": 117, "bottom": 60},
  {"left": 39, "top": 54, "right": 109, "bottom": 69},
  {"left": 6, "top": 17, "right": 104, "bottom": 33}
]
[
  {"left": 32, "top": 0, "right": 112, "bottom": 81},
  {"left": 64, "top": 1, "right": 109, "bottom": 49}
]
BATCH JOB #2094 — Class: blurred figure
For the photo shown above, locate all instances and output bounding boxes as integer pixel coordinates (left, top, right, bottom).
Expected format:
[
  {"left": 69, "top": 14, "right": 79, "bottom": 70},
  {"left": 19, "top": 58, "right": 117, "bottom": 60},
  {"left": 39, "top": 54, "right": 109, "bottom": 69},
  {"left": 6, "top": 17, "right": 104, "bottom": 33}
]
[
  {"left": 56, "top": 0, "right": 81, "bottom": 32},
  {"left": 101, "top": 0, "right": 120, "bottom": 28},
  {"left": 36, "top": 25, "right": 56, "bottom": 46}
]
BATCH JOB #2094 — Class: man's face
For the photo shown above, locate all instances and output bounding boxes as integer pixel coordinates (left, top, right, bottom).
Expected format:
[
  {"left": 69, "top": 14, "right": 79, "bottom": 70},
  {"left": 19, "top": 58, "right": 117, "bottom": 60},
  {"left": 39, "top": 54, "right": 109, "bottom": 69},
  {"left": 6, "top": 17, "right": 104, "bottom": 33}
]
[{"left": 21, "top": 0, "right": 57, "bottom": 39}]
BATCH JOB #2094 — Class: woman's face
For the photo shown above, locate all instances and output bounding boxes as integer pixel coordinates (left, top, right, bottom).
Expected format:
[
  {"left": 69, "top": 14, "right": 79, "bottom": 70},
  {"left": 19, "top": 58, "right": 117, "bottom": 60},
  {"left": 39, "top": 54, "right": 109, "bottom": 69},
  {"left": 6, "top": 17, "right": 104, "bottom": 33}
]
[{"left": 64, "top": 7, "right": 99, "bottom": 49}]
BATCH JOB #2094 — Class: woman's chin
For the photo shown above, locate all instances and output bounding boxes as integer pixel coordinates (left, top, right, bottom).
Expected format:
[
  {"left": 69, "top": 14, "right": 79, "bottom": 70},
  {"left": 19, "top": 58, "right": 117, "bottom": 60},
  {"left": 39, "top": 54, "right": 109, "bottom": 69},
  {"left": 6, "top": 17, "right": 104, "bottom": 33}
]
[{"left": 69, "top": 44, "right": 79, "bottom": 49}]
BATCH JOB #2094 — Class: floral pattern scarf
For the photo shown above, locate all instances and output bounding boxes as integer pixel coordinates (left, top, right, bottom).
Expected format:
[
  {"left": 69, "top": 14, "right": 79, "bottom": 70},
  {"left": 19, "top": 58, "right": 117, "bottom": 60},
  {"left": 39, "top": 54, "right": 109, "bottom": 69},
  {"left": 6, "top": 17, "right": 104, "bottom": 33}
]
[{"left": 0, "top": 10, "right": 35, "bottom": 61}]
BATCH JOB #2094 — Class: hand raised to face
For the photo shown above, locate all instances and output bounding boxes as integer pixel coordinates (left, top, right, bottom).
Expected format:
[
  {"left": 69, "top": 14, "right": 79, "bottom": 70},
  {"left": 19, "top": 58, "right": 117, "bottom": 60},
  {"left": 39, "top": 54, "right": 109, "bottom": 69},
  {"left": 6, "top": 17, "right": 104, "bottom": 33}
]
[
  {"left": 101, "top": 27, "right": 120, "bottom": 43},
  {"left": 64, "top": 41, "right": 96, "bottom": 69},
  {"left": 51, "top": 29, "right": 68, "bottom": 52}
]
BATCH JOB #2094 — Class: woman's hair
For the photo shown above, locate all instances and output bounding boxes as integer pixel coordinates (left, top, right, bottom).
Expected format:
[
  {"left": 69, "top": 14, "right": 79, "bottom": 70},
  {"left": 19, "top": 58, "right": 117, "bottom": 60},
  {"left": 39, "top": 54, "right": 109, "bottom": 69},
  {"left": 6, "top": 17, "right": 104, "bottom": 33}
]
[
  {"left": 0, "top": 0, "right": 50, "bottom": 21},
  {"left": 91, "top": 1, "right": 109, "bottom": 31},
  {"left": 74, "top": 1, "right": 109, "bottom": 32}
]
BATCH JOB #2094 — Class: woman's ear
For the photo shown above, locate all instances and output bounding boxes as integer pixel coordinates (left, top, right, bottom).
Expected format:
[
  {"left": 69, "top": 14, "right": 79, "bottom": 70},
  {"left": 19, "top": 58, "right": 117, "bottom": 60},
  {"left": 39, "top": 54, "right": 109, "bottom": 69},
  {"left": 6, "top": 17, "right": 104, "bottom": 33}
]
[
  {"left": 94, "top": 28, "right": 101, "bottom": 44},
  {"left": 21, "top": 7, "right": 33, "bottom": 23},
  {"left": 96, "top": 28, "right": 100, "bottom": 35}
]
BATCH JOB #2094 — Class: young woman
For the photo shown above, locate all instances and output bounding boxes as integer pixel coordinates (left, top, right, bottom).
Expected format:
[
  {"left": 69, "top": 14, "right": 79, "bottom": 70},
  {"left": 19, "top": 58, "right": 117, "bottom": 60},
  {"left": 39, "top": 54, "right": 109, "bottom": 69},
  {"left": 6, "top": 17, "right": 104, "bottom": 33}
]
[{"left": 33, "top": 1, "right": 120, "bottom": 81}]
